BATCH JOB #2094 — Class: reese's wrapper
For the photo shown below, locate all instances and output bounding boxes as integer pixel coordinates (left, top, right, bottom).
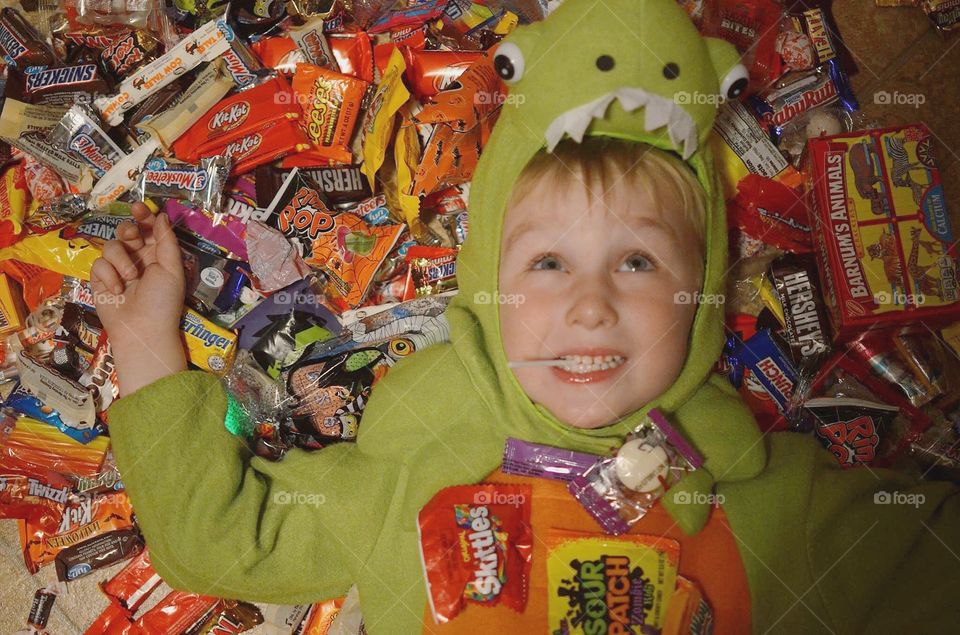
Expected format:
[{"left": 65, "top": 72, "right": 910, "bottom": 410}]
[{"left": 292, "top": 63, "right": 369, "bottom": 165}]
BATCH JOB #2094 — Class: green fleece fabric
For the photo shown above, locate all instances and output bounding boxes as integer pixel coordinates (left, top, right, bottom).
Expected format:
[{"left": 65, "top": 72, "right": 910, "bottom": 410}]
[{"left": 107, "top": 0, "right": 960, "bottom": 632}]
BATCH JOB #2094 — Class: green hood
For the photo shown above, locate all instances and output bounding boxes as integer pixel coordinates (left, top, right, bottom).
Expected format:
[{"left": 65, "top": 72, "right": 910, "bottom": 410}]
[{"left": 443, "top": 0, "right": 765, "bottom": 497}]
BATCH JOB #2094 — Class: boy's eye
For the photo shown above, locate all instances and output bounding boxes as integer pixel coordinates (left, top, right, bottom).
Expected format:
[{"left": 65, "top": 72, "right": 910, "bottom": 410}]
[
  {"left": 619, "top": 253, "right": 655, "bottom": 272},
  {"left": 530, "top": 254, "right": 565, "bottom": 271}
]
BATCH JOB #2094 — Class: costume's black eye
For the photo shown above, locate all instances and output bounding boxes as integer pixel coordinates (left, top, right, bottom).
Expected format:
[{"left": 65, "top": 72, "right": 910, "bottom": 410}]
[
  {"left": 493, "top": 42, "right": 524, "bottom": 84},
  {"left": 662, "top": 62, "right": 680, "bottom": 80},
  {"left": 721, "top": 63, "right": 749, "bottom": 99},
  {"left": 596, "top": 54, "right": 615, "bottom": 71}
]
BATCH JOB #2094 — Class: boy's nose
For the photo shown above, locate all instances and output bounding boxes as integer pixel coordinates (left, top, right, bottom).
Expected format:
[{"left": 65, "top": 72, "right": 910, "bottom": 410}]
[{"left": 566, "top": 288, "right": 618, "bottom": 329}]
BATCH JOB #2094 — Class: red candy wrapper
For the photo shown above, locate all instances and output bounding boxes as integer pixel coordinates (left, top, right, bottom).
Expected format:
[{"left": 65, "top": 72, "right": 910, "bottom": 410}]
[
  {"left": 418, "top": 484, "right": 533, "bottom": 624},
  {"left": 731, "top": 174, "right": 812, "bottom": 254},
  {"left": 172, "top": 76, "right": 301, "bottom": 162}
]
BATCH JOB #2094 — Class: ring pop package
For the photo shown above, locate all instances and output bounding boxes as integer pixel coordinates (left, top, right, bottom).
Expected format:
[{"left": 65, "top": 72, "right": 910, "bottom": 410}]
[{"left": 569, "top": 408, "right": 702, "bottom": 535}]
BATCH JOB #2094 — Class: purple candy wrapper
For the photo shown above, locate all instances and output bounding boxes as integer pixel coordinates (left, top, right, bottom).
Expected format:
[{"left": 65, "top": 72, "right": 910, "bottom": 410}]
[
  {"left": 648, "top": 409, "right": 703, "bottom": 469},
  {"left": 165, "top": 199, "right": 249, "bottom": 260},
  {"left": 568, "top": 475, "right": 631, "bottom": 535},
  {"left": 502, "top": 438, "right": 600, "bottom": 482},
  {"left": 233, "top": 274, "right": 341, "bottom": 350}
]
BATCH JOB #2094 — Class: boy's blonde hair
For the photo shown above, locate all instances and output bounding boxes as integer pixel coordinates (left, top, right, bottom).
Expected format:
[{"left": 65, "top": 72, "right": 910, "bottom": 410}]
[{"left": 508, "top": 138, "right": 707, "bottom": 260}]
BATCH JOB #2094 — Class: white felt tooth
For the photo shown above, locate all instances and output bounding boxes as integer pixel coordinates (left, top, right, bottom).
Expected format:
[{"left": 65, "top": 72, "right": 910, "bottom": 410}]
[
  {"left": 667, "top": 105, "right": 692, "bottom": 152},
  {"left": 682, "top": 124, "right": 698, "bottom": 160},
  {"left": 616, "top": 88, "right": 649, "bottom": 112},
  {"left": 643, "top": 97, "right": 672, "bottom": 132},
  {"left": 545, "top": 117, "right": 569, "bottom": 152}
]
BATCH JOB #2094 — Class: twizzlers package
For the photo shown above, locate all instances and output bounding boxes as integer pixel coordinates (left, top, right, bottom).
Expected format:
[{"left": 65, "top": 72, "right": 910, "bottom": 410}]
[{"left": 803, "top": 124, "right": 960, "bottom": 340}]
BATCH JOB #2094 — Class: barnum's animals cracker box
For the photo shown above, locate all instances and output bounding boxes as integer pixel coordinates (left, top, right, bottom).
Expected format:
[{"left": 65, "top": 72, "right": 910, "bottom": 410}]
[{"left": 803, "top": 124, "right": 960, "bottom": 340}]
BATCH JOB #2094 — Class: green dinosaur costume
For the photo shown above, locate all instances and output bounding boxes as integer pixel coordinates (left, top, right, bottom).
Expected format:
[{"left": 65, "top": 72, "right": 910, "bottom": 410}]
[{"left": 108, "top": 0, "right": 960, "bottom": 632}]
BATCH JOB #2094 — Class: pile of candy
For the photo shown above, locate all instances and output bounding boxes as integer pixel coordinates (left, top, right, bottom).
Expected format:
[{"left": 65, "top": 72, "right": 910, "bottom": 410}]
[{"left": 0, "top": 0, "right": 956, "bottom": 631}]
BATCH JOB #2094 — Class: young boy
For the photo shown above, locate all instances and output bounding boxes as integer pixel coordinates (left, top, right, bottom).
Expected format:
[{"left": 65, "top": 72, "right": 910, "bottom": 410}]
[{"left": 92, "top": 0, "right": 960, "bottom": 632}]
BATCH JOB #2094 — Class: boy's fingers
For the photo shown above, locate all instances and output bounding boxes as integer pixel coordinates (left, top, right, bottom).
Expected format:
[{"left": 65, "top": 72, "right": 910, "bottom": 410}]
[
  {"left": 129, "top": 202, "right": 156, "bottom": 241},
  {"left": 116, "top": 221, "right": 145, "bottom": 251},
  {"left": 90, "top": 258, "right": 125, "bottom": 296},
  {"left": 102, "top": 241, "right": 140, "bottom": 281},
  {"left": 153, "top": 213, "right": 183, "bottom": 277}
]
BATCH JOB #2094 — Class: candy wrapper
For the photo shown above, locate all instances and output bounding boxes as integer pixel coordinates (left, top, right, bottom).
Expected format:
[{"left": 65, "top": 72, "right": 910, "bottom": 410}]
[
  {"left": 286, "top": 347, "right": 384, "bottom": 444},
  {"left": 296, "top": 294, "right": 450, "bottom": 363},
  {"left": 418, "top": 483, "right": 533, "bottom": 623},
  {"left": 135, "top": 156, "right": 231, "bottom": 212},
  {"left": 569, "top": 409, "right": 702, "bottom": 535},
  {"left": 172, "top": 75, "right": 301, "bottom": 162},
  {"left": 730, "top": 174, "right": 811, "bottom": 254},
  {"left": 305, "top": 210, "right": 404, "bottom": 310},
  {"left": 244, "top": 220, "right": 311, "bottom": 293},
  {"left": 546, "top": 528, "right": 680, "bottom": 635},
  {"left": 47, "top": 104, "right": 126, "bottom": 180},
  {"left": 232, "top": 273, "right": 340, "bottom": 351},
  {"left": 805, "top": 396, "right": 898, "bottom": 467},
  {"left": 166, "top": 199, "right": 248, "bottom": 259},
  {"left": 501, "top": 437, "right": 600, "bottom": 482},
  {"left": 291, "top": 63, "right": 369, "bottom": 165},
  {"left": 20, "top": 489, "right": 137, "bottom": 573}
]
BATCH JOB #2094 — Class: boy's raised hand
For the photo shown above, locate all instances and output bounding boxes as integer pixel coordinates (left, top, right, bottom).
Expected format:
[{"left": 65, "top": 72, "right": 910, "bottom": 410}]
[{"left": 91, "top": 203, "right": 188, "bottom": 395}]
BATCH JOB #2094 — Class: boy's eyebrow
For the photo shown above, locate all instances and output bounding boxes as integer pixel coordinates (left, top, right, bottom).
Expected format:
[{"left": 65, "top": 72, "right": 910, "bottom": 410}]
[
  {"left": 619, "top": 214, "right": 679, "bottom": 242},
  {"left": 503, "top": 221, "right": 540, "bottom": 251}
]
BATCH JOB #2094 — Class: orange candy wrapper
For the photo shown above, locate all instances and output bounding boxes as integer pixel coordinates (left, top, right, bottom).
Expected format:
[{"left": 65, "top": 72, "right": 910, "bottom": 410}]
[
  {"left": 20, "top": 489, "right": 136, "bottom": 573},
  {"left": 306, "top": 211, "right": 403, "bottom": 309},
  {"left": 1, "top": 415, "right": 109, "bottom": 479},
  {"left": 292, "top": 63, "right": 369, "bottom": 165}
]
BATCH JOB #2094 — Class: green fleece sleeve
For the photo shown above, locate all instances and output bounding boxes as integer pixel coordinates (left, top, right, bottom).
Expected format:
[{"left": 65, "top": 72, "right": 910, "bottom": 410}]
[
  {"left": 107, "top": 371, "right": 380, "bottom": 604},
  {"left": 720, "top": 433, "right": 960, "bottom": 634},
  {"left": 807, "top": 441, "right": 960, "bottom": 634}
]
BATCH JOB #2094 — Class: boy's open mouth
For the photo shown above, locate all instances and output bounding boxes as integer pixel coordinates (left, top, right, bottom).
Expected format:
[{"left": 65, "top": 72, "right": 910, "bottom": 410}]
[{"left": 556, "top": 354, "right": 627, "bottom": 373}]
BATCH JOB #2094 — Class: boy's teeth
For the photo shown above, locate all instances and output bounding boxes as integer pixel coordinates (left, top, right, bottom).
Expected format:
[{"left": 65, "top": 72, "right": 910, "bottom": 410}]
[{"left": 558, "top": 355, "right": 626, "bottom": 373}]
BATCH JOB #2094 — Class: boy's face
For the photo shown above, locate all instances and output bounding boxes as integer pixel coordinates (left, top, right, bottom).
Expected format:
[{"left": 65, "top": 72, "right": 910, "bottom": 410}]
[{"left": 498, "top": 173, "right": 703, "bottom": 429}]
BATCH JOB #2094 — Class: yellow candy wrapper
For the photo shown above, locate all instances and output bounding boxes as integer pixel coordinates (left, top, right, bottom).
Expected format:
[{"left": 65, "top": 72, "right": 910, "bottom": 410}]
[
  {"left": 0, "top": 229, "right": 101, "bottom": 279},
  {"left": 360, "top": 48, "right": 410, "bottom": 191},
  {"left": 180, "top": 308, "right": 237, "bottom": 373},
  {"left": 547, "top": 529, "right": 680, "bottom": 635},
  {"left": 0, "top": 273, "right": 26, "bottom": 337}
]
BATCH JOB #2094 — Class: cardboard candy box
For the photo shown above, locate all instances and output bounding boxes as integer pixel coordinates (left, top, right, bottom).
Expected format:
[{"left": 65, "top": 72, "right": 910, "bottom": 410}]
[{"left": 803, "top": 123, "right": 960, "bottom": 340}]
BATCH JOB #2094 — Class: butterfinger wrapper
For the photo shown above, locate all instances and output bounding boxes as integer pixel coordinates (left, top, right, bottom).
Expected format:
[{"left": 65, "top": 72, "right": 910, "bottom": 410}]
[{"left": 180, "top": 307, "right": 237, "bottom": 373}]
